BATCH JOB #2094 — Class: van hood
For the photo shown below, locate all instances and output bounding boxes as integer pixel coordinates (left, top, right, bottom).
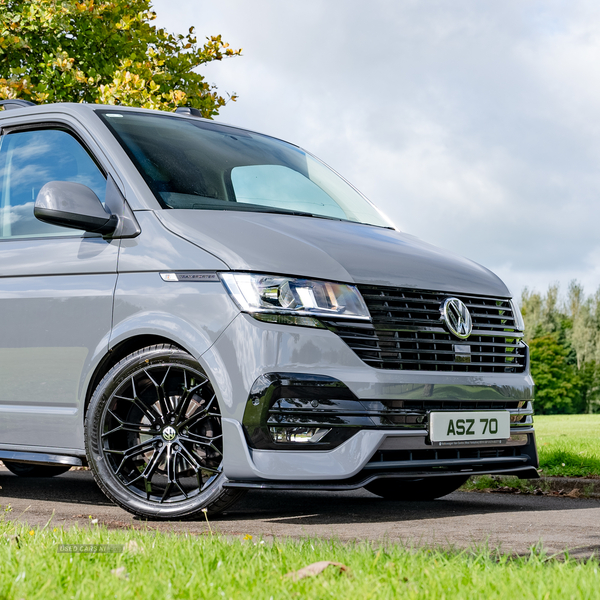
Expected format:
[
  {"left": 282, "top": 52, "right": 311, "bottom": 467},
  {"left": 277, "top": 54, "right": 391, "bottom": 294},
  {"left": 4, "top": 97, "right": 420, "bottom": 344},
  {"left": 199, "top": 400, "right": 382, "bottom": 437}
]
[{"left": 155, "top": 210, "right": 510, "bottom": 297}]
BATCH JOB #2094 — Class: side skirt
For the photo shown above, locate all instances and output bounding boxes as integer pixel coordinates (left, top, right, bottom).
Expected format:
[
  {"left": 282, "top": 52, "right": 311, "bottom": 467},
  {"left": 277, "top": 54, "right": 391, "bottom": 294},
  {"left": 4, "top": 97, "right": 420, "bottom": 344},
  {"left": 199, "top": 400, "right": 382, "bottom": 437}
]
[{"left": 0, "top": 449, "right": 83, "bottom": 467}]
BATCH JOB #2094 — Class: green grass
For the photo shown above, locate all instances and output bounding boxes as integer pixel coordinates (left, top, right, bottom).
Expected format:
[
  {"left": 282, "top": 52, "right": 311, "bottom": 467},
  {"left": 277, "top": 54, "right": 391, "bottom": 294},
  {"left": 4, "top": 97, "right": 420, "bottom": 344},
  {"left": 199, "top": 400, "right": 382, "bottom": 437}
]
[
  {"left": 0, "top": 520, "right": 598, "bottom": 600},
  {"left": 535, "top": 415, "right": 600, "bottom": 478},
  {"left": 462, "top": 475, "right": 542, "bottom": 494}
]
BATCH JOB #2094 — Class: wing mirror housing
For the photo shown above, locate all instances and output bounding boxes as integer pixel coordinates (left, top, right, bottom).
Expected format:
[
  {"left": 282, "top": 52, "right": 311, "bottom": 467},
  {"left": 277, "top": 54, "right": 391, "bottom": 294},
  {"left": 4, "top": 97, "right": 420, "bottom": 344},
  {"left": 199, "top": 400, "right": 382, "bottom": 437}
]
[{"left": 34, "top": 177, "right": 140, "bottom": 237}]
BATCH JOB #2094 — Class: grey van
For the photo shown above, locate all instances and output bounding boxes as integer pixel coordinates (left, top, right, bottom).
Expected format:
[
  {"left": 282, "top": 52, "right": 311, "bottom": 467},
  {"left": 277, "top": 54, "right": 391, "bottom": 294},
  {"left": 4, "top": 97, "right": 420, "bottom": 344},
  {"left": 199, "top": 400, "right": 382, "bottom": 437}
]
[{"left": 0, "top": 100, "right": 537, "bottom": 519}]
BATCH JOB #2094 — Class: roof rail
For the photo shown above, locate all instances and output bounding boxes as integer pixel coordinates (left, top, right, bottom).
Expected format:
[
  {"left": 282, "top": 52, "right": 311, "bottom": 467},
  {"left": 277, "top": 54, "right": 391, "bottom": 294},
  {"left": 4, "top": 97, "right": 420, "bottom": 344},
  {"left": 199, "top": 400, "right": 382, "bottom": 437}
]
[
  {"left": 175, "top": 106, "right": 203, "bottom": 118},
  {"left": 0, "top": 99, "right": 36, "bottom": 111}
]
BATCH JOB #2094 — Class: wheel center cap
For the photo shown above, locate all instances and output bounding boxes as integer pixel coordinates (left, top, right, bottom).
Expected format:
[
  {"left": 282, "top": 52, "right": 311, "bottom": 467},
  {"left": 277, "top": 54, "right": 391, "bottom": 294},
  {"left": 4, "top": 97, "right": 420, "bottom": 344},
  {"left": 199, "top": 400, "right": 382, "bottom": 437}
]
[{"left": 162, "top": 426, "right": 177, "bottom": 442}]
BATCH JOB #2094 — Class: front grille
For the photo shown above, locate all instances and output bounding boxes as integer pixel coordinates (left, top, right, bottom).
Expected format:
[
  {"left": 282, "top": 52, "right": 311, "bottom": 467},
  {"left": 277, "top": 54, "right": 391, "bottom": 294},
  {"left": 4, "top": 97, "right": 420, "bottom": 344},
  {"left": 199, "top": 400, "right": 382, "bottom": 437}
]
[{"left": 323, "top": 286, "right": 527, "bottom": 373}]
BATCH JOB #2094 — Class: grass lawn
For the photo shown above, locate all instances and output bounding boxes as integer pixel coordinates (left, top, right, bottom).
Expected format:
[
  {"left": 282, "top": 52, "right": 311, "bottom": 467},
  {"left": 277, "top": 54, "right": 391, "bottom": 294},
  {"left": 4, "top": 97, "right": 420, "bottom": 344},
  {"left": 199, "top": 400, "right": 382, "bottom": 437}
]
[
  {"left": 535, "top": 415, "right": 600, "bottom": 478},
  {"left": 0, "top": 521, "right": 598, "bottom": 600}
]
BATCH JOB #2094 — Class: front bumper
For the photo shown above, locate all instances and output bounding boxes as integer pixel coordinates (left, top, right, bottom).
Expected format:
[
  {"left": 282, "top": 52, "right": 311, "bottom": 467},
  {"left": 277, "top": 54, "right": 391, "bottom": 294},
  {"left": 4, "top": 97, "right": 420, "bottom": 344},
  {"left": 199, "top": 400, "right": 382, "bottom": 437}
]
[
  {"left": 198, "top": 313, "right": 537, "bottom": 487},
  {"left": 222, "top": 419, "right": 538, "bottom": 490}
]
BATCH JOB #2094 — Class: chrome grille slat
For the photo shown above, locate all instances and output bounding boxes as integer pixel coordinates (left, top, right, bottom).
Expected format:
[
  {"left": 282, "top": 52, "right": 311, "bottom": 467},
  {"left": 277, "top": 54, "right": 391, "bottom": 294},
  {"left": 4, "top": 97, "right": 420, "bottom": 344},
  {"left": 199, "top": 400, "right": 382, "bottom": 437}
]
[
  {"left": 373, "top": 337, "right": 521, "bottom": 348},
  {"left": 324, "top": 286, "right": 528, "bottom": 373},
  {"left": 468, "top": 330, "right": 524, "bottom": 339}
]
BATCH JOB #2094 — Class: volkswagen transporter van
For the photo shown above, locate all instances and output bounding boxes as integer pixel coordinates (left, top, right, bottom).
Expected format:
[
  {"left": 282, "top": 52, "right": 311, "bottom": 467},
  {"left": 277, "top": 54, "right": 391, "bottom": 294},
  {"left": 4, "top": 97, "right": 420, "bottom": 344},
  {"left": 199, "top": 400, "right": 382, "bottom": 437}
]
[{"left": 0, "top": 100, "right": 537, "bottom": 519}]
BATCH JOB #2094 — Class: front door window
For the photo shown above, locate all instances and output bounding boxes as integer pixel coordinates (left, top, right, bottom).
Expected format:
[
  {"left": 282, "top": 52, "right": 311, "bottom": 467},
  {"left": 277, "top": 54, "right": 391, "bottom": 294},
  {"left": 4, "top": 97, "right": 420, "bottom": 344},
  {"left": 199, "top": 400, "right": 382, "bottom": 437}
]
[{"left": 0, "top": 128, "right": 106, "bottom": 239}]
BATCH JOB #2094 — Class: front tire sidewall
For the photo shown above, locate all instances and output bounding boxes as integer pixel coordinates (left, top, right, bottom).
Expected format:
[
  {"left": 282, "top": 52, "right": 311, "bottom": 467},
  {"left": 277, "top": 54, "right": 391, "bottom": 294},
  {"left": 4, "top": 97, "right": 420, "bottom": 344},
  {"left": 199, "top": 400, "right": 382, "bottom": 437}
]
[{"left": 85, "top": 346, "right": 230, "bottom": 520}]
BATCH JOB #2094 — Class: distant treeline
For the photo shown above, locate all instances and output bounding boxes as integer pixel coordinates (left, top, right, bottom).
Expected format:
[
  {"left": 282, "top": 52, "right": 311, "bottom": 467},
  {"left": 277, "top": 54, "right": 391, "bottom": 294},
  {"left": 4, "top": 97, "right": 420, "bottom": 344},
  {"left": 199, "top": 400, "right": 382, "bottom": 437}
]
[{"left": 521, "top": 281, "right": 600, "bottom": 414}]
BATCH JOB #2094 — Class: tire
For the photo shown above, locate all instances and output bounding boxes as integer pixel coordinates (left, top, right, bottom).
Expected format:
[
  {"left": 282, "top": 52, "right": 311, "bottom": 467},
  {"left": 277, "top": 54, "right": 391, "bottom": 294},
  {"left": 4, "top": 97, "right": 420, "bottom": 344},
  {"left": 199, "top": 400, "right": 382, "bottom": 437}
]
[
  {"left": 365, "top": 475, "right": 470, "bottom": 501},
  {"left": 2, "top": 461, "right": 71, "bottom": 478},
  {"left": 85, "top": 344, "right": 245, "bottom": 520}
]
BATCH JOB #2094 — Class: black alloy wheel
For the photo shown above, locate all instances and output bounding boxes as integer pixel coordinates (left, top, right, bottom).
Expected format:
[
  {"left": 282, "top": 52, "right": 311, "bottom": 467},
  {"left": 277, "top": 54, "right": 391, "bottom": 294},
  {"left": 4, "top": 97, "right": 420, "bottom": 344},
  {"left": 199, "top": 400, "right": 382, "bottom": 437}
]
[
  {"left": 85, "top": 345, "right": 245, "bottom": 519},
  {"left": 365, "top": 475, "right": 471, "bottom": 501},
  {"left": 2, "top": 462, "right": 71, "bottom": 478}
]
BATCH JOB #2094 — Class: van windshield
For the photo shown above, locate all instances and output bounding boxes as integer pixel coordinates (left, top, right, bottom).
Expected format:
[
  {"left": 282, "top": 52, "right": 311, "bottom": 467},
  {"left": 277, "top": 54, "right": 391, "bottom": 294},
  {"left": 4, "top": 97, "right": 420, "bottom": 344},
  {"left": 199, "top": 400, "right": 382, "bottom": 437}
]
[{"left": 98, "top": 110, "right": 391, "bottom": 228}]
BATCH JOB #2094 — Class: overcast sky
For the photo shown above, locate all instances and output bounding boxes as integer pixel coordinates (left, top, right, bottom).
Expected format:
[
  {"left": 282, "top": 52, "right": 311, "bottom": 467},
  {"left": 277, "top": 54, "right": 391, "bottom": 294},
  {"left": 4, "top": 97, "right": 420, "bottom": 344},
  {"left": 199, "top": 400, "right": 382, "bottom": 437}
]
[{"left": 153, "top": 0, "right": 600, "bottom": 300}]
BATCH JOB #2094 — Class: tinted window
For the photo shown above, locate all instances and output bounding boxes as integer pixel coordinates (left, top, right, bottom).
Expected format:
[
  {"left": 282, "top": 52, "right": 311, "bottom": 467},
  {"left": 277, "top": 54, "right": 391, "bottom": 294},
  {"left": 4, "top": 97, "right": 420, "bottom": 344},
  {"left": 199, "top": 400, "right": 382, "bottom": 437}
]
[
  {"left": 99, "top": 111, "right": 390, "bottom": 228},
  {"left": 0, "top": 129, "right": 106, "bottom": 239}
]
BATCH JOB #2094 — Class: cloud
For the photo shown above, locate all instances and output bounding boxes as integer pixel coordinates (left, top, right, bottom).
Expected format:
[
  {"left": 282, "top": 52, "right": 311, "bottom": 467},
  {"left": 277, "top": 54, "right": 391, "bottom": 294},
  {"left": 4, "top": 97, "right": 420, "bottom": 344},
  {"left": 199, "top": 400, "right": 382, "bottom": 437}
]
[{"left": 152, "top": 0, "right": 600, "bottom": 296}]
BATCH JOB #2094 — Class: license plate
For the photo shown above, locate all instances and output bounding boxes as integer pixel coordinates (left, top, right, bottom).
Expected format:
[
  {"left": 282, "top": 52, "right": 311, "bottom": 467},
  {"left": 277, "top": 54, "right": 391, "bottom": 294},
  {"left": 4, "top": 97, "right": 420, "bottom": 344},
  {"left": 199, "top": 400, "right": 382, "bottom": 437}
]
[{"left": 429, "top": 411, "right": 510, "bottom": 446}]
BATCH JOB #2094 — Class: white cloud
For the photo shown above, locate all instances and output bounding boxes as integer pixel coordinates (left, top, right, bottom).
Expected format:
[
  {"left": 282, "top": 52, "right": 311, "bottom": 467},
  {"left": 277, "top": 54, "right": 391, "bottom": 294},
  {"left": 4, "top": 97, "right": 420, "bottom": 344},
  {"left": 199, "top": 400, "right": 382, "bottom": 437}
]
[{"left": 152, "top": 0, "right": 600, "bottom": 297}]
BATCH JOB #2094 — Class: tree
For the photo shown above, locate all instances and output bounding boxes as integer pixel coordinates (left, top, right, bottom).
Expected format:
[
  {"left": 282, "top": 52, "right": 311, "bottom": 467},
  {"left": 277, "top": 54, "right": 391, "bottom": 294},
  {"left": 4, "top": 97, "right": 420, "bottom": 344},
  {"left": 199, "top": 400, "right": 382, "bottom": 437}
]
[
  {"left": 520, "top": 281, "right": 600, "bottom": 413},
  {"left": 0, "top": 0, "right": 241, "bottom": 117},
  {"left": 529, "top": 334, "right": 578, "bottom": 414}
]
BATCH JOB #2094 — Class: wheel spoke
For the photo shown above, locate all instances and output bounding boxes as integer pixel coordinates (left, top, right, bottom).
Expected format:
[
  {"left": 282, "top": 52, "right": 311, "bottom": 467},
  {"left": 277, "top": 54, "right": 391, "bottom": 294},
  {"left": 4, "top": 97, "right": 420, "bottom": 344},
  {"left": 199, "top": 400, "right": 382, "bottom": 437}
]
[
  {"left": 102, "top": 420, "right": 155, "bottom": 439},
  {"left": 177, "top": 443, "right": 202, "bottom": 471},
  {"left": 113, "top": 439, "right": 157, "bottom": 475},
  {"left": 106, "top": 408, "right": 154, "bottom": 432},
  {"left": 161, "top": 446, "right": 176, "bottom": 501},
  {"left": 110, "top": 440, "right": 153, "bottom": 475},
  {"left": 178, "top": 432, "right": 222, "bottom": 446},
  {"left": 128, "top": 444, "right": 165, "bottom": 486},
  {"left": 144, "top": 368, "right": 170, "bottom": 419},
  {"left": 170, "top": 448, "right": 189, "bottom": 499},
  {"left": 122, "top": 438, "right": 156, "bottom": 459},
  {"left": 188, "top": 450, "right": 220, "bottom": 474},
  {"left": 102, "top": 424, "right": 124, "bottom": 439},
  {"left": 200, "top": 468, "right": 222, "bottom": 491},
  {"left": 208, "top": 443, "right": 224, "bottom": 458},
  {"left": 174, "top": 380, "right": 208, "bottom": 422},
  {"left": 179, "top": 394, "right": 217, "bottom": 430},
  {"left": 179, "top": 437, "right": 223, "bottom": 459},
  {"left": 199, "top": 465, "right": 220, "bottom": 475},
  {"left": 160, "top": 482, "right": 173, "bottom": 503},
  {"left": 130, "top": 376, "right": 162, "bottom": 424}
]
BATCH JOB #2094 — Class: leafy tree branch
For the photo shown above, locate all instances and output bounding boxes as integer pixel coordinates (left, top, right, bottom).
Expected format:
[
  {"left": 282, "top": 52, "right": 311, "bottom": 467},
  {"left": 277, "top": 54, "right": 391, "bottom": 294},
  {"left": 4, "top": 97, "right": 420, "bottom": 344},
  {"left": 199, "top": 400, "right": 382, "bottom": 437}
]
[{"left": 0, "top": 0, "right": 241, "bottom": 117}]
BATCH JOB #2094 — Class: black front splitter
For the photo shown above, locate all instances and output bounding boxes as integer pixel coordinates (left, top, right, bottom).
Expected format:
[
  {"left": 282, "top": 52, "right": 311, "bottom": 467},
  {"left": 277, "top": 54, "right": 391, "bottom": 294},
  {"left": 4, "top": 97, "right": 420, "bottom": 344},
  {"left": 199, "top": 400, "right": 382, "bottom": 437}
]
[{"left": 223, "top": 465, "right": 540, "bottom": 491}]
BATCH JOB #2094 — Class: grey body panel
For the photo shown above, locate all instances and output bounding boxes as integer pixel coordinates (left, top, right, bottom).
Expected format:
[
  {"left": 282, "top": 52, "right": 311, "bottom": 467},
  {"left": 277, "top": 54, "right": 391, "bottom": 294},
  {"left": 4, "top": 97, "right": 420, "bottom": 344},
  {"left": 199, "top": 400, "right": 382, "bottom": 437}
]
[
  {"left": 110, "top": 210, "right": 236, "bottom": 359},
  {"left": 0, "top": 236, "right": 117, "bottom": 449},
  {"left": 157, "top": 210, "right": 509, "bottom": 296},
  {"left": 111, "top": 272, "right": 239, "bottom": 360},
  {"left": 116, "top": 211, "right": 227, "bottom": 274}
]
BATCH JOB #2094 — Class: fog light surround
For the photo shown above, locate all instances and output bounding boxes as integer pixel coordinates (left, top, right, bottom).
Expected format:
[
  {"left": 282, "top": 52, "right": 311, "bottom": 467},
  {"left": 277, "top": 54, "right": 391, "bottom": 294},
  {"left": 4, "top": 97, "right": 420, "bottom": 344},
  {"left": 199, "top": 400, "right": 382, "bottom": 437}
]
[{"left": 243, "top": 373, "right": 363, "bottom": 450}]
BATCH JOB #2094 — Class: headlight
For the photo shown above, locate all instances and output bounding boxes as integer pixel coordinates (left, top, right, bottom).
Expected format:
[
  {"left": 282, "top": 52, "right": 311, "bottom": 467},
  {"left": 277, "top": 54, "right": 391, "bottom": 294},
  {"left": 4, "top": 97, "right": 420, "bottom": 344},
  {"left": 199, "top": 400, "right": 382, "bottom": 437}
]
[
  {"left": 510, "top": 299, "right": 525, "bottom": 332},
  {"left": 220, "top": 273, "right": 370, "bottom": 327}
]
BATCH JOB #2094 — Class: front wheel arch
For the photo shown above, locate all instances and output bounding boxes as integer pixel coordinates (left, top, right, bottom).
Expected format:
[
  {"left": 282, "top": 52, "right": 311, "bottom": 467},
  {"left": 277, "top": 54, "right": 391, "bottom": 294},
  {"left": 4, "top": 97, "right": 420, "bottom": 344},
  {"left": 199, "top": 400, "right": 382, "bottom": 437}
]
[{"left": 84, "top": 335, "right": 188, "bottom": 416}]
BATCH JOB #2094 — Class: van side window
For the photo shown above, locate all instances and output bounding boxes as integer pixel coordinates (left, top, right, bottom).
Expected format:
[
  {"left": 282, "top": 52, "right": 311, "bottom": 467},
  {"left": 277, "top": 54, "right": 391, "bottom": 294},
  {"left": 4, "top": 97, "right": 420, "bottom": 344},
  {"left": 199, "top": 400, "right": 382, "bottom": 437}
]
[{"left": 0, "top": 129, "right": 106, "bottom": 239}]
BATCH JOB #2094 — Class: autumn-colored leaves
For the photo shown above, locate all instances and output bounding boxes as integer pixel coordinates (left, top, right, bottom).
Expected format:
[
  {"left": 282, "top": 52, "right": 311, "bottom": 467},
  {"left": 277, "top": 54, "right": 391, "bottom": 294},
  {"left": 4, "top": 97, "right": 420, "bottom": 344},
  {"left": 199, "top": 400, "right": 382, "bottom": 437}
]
[{"left": 0, "top": 0, "right": 241, "bottom": 117}]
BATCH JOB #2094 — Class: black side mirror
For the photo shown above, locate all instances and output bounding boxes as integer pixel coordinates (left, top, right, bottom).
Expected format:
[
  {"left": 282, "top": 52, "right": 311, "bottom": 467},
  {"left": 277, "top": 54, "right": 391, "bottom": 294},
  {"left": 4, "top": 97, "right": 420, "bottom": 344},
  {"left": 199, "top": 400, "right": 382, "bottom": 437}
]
[{"left": 34, "top": 181, "right": 119, "bottom": 235}]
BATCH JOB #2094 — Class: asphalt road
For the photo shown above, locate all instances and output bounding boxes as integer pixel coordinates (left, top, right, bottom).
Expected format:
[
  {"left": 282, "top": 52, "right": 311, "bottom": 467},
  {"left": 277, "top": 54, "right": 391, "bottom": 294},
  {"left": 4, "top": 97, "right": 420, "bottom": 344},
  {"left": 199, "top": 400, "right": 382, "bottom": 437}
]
[{"left": 1, "top": 467, "right": 599, "bottom": 558}]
